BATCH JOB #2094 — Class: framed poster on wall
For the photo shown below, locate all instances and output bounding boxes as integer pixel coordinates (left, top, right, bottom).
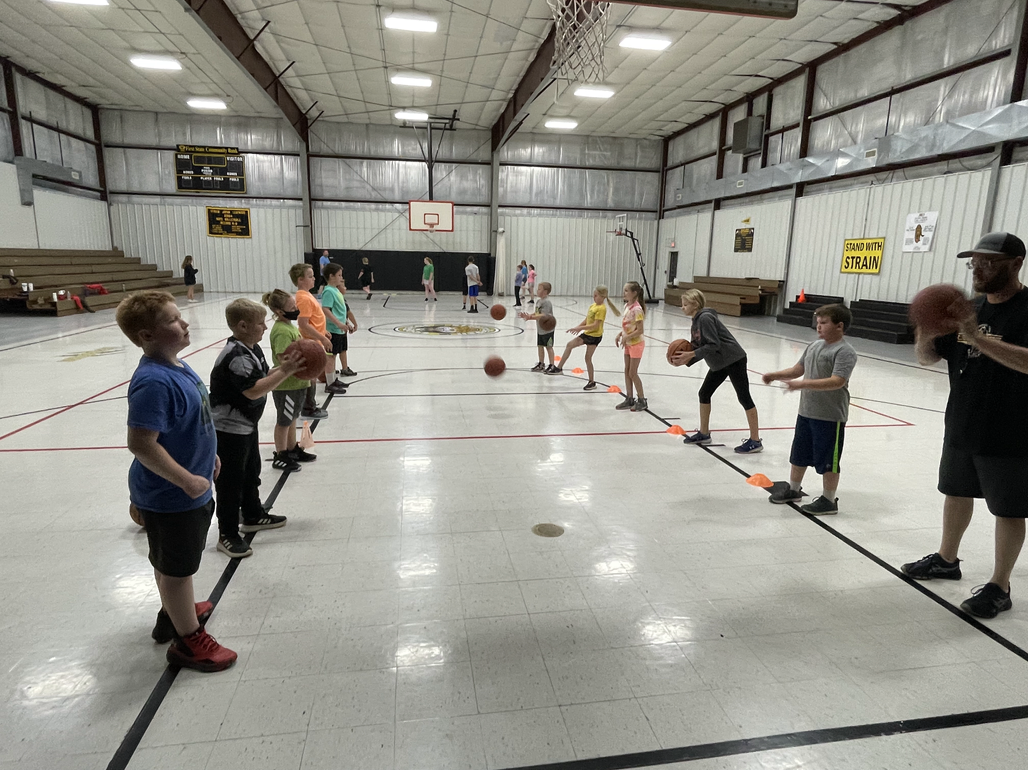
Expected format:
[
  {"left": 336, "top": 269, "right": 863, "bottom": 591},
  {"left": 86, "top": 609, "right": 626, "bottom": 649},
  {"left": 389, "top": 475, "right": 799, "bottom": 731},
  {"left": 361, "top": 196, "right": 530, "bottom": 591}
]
[
  {"left": 207, "top": 207, "right": 251, "bottom": 238},
  {"left": 903, "top": 212, "right": 939, "bottom": 252}
]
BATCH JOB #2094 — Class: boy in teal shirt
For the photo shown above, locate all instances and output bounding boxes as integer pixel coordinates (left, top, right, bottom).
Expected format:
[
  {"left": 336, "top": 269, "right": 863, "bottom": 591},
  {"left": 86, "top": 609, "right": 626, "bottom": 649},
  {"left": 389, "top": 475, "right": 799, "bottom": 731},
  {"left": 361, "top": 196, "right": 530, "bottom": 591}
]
[{"left": 321, "top": 263, "right": 358, "bottom": 385}]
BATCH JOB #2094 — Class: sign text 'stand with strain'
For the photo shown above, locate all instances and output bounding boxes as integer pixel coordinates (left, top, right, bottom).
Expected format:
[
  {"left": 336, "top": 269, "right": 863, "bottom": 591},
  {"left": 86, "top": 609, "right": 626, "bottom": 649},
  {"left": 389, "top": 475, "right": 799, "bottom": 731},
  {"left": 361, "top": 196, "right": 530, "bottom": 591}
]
[{"left": 840, "top": 238, "right": 885, "bottom": 274}]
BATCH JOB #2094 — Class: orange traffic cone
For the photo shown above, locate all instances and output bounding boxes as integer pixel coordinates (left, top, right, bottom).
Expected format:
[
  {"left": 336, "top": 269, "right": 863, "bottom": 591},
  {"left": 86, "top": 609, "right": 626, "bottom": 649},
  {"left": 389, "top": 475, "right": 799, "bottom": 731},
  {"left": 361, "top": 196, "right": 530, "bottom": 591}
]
[
  {"left": 607, "top": 385, "right": 621, "bottom": 393},
  {"left": 746, "top": 473, "right": 774, "bottom": 488},
  {"left": 798, "top": 289, "right": 807, "bottom": 303},
  {"left": 666, "top": 425, "right": 686, "bottom": 435}
]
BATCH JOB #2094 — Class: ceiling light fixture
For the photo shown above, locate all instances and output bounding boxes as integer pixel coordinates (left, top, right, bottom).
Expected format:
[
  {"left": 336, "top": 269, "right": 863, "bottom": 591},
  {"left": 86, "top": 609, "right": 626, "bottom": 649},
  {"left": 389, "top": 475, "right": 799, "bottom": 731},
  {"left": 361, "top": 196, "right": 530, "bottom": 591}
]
[
  {"left": 574, "top": 86, "right": 614, "bottom": 98},
  {"left": 131, "top": 55, "right": 182, "bottom": 71},
  {"left": 187, "top": 97, "right": 227, "bottom": 110},
  {"left": 545, "top": 119, "right": 577, "bottom": 130},
  {"left": 391, "top": 74, "right": 433, "bottom": 88},
  {"left": 384, "top": 14, "right": 437, "bottom": 32},
  {"left": 619, "top": 34, "right": 671, "bottom": 51},
  {"left": 48, "top": 0, "right": 109, "bottom": 5},
  {"left": 395, "top": 110, "right": 429, "bottom": 121}
]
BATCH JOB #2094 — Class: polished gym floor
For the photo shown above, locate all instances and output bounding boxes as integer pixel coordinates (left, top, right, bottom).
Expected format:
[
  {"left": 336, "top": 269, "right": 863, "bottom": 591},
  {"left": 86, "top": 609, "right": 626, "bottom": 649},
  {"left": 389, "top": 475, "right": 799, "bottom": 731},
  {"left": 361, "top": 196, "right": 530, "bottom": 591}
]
[{"left": 0, "top": 291, "right": 1025, "bottom": 770}]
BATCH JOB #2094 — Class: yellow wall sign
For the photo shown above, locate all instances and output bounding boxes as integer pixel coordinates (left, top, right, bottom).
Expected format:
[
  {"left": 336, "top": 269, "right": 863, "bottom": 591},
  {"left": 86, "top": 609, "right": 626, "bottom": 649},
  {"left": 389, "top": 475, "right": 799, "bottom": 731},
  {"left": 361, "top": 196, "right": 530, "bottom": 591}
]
[{"left": 841, "top": 238, "right": 885, "bottom": 274}]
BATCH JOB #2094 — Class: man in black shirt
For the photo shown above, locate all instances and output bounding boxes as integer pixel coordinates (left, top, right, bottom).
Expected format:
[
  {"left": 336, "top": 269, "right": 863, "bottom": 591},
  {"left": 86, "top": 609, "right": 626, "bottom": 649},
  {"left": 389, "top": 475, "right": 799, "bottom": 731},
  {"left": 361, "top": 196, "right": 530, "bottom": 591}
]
[{"left": 902, "top": 232, "right": 1027, "bottom": 618}]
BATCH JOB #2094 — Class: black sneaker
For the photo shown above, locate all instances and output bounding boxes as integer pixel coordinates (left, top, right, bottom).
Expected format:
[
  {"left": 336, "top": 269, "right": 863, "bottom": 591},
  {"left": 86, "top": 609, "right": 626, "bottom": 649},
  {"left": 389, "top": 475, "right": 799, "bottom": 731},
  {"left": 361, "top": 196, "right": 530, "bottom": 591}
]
[
  {"left": 272, "top": 452, "right": 301, "bottom": 472},
  {"left": 326, "top": 380, "right": 348, "bottom": 394},
  {"left": 683, "top": 431, "right": 712, "bottom": 445},
  {"left": 468, "top": 307, "right": 478, "bottom": 313},
  {"left": 545, "top": 366, "right": 562, "bottom": 375},
  {"left": 217, "top": 535, "right": 253, "bottom": 559},
  {"left": 800, "top": 495, "right": 838, "bottom": 515},
  {"left": 583, "top": 381, "right": 597, "bottom": 391},
  {"left": 960, "top": 583, "right": 1012, "bottom": 618},
  {"left": 240, "top": 514, "right": 287, "bottom": 533},
  {"left": 769, "top": 487, "right": 804, "bottom": 504},
  {"left": 341, "top": 367, "right": 357, "bottom": 377},
  {"left": 301, "top": 408, "right": 329, "bottom": 420},
  {"left": 531, "top": 363, "right": 546, "bottom": 372},
  {"left": 151, "top": 601, "right": 214, "bottom": 644},
  {"left": 630, "top": 397, "right": 649, "bottom": 412},
  {"left": 288, "top": 446, "right": 317, "bottom": 463},
  {"left": 615, "top": 397, "right": 635, "bottom": 411},
  {"left": 901, "top": 553, "right": 962, "bottom": 581}
]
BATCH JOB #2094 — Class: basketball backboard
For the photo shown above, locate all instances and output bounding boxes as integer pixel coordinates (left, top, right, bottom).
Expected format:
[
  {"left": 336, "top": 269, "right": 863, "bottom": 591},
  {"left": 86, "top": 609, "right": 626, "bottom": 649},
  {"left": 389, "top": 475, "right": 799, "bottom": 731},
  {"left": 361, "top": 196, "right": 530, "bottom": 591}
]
[{"left": 409, "top": 200, "right": 455, "bottom": 232}]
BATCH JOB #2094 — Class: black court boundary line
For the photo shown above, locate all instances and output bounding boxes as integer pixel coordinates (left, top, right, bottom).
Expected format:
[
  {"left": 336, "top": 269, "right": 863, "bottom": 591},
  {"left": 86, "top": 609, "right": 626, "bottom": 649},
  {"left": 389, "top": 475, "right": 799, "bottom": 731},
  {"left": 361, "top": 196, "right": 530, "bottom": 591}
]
[
  {"left": 500, "top": 706, "right": 1028, "bottom": 770},
  {"left": 640, "top": 406, "right": 1028, "bottom": 661}
]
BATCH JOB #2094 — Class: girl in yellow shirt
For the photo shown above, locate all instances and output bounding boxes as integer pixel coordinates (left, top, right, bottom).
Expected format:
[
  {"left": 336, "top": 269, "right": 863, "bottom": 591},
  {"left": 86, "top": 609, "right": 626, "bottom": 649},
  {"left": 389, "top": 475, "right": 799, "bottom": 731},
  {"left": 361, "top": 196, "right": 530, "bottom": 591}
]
[{"left": 552, "top": 286, "right": 620, "bottom": 391}]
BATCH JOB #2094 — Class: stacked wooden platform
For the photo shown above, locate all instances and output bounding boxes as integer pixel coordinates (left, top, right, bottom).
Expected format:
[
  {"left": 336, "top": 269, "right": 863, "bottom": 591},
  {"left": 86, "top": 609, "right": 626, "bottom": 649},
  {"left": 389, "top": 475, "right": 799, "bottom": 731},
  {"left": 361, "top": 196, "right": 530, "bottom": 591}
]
[
  {"left": 0, "top": 249, "right": 201, "bottom": 317},
  {"left": 664, "top": 276, "right": 782, "bottom": 316},
  {"left": 775, "top": 293, "right": 914, "bottom": 344}
]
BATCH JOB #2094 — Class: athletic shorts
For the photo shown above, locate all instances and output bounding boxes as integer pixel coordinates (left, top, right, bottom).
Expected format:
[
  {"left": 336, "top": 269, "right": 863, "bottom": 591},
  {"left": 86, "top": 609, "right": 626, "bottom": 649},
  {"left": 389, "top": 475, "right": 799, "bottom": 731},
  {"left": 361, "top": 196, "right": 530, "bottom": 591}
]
[
  {"left": 581, "top": 334, "right": 602, "bottom": 346},
  {"left": 537, "top": 332, "right": 555, "bottom": 348},
  {"left": 624, "top": 341, "right": 645, "bottom": 359},
  {"left": 143, "top": 499, "right": 214, "bottom": 577},
  {"left": 938, "top": 445, "right": 1027, "bottom": 518},
  {"left": 330, "top": 332, "right": 348, "bottom": 354},
  {"left": 272, "top": 388, "right": 307, "bottom": 427},
  {"left": 790, "top": 415, "right": 845, "bottom": 475},
  {"left": 468, "top": 285, "right": 479, "bottom": 297}
]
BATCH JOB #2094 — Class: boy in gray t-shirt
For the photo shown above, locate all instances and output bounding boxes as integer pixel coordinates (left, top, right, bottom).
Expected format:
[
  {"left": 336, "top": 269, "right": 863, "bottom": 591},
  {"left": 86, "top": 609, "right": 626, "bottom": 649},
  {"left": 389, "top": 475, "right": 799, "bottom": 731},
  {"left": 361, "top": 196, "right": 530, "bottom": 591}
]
[
  {"left": 519, "top": 282, "right": 557, "bottom": 372},
  {"left": 762, "top": 304, "right": 858, "bottom": 515}
]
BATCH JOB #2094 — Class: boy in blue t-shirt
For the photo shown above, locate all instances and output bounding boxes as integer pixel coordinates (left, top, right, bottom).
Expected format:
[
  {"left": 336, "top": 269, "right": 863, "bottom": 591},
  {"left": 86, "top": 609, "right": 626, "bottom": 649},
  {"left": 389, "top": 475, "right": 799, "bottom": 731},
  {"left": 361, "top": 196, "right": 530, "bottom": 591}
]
[
  {"left": 117, "top": 291, "right": 236, "bottom": 673},
  {"left": 321, "top": 263, "right": 358, "bottom": 386}
]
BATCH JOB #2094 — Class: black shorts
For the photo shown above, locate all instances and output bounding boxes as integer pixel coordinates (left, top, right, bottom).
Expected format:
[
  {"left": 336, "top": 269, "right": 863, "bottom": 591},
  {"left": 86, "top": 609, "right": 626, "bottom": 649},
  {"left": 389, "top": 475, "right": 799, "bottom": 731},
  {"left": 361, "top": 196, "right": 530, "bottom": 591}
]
[
  {"left": 581, "top": 334, "right": 602, "bottom": 346},
  {"left": 537, "top": 332, "right": 555, "bottom": 348},
  {"left": 938, "top": 445, "right": 1028, "bottom": 518},
  {"left": 789, "top": 415, "right": 845, "bottom": 475},
  {"left": 272, "top": 388, "right": 307, "bottom": 427},
  {"left": 144, "top": 499, "right": 214, "bottom": 577},
  {"left": 330, "top": 332, "right": 348, "bottom": 354}
]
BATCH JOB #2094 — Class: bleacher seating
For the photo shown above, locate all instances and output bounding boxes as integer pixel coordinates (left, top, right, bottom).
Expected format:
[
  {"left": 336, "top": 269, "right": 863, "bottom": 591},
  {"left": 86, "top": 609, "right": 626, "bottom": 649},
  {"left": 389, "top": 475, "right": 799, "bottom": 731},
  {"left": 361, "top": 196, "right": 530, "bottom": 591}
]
[
  {"left": 664, "top": 276, "right": 782, "bottom": 316},
  {"left": 775, "top": 293, "right": 846, "bottom": 329},
  {"left": 776, "top": 293, "right": 914, "bottom": 344},
  {"left": 0, "top": 249, "right": 201, "bottom": 317}
]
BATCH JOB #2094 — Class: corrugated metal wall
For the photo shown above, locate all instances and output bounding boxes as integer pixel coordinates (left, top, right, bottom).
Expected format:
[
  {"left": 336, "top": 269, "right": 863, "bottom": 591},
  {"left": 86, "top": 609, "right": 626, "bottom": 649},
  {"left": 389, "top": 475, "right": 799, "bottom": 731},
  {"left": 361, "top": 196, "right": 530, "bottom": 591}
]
[
  {"left": 992, "top": 162, "right": 1029, "bottom": 237},
  {"left": 658, "top": 209, "right": 713, "bottom": 285},
  {"left": 0, "top": 162, "right": 39, "bottom": 247},
  {"left": 313, "top": 202, "right": 490, "bottom": 252},
  {"left": 709, "top": 199, "right": 793, "bottom": 279},
  {"left": 787, "top": 168, "right": 993, "bottom": 303},
  {"left": 109, "top": 196, "right": 304, "bottom": 293},
  {"left": 34, "top": 189, "right": 112, "bottom": 250},
  {"left": 497, "top": 212, "right": 658, "bottom": 297}
]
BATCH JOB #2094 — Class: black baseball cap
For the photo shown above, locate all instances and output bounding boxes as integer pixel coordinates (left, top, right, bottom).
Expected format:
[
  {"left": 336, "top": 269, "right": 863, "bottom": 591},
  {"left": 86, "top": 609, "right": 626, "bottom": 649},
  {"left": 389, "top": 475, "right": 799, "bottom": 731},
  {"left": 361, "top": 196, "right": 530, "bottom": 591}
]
[{"left": 956, "top": 231, "right": 1027, "bottom": 260}]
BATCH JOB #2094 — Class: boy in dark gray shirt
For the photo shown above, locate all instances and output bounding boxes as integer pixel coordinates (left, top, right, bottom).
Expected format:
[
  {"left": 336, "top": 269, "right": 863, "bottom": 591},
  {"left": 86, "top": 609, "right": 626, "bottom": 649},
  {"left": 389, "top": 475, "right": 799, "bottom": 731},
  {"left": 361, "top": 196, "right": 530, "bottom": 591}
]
[
  {"left": 762, "top": 304, "right": 858, "bottom": 515},
  {"left": 519, "top": 282, "right": 557, "bottom": 372}
]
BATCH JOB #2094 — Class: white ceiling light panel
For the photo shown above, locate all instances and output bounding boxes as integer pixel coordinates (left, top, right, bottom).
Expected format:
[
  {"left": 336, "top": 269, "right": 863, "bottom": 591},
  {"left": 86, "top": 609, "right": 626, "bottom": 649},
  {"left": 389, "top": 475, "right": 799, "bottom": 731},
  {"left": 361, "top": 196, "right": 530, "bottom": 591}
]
[
  {"left": 545, "top": 119, "right": 577, "bottom": 129},
  {"left": 574, "top": 86, "right": 614, "bottom": 98},
  {"left": 395, "top": 110, "right": 429, "bottom": 121},
  {"left": 384, "top": 13, "right": 438, "bottom": 33},
  {"left": 187, "top": 97, "right": 228, "bottom": 110},
  {"left": 619, "top": 33, "right": 672, "bottom": 51},
  {"left": 130, "top": 55, "right": 182, "bottom": 71},
  {"left": 391, "top": 73, "right": 433, "bottom": 87}
]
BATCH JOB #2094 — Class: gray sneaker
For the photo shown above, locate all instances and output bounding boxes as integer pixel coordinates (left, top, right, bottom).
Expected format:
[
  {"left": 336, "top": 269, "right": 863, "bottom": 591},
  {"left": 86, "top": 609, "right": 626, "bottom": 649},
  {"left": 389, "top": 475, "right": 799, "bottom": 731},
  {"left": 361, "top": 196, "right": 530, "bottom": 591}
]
[
  {"left": 800, "top": 495, "right": 838, "bottom": 515},
  {"left": 683, "top": 431, "right": 711, "bottom": 445},
  {"left": 769, "top": 486, "right": 804, "bottom": 504},
  {"left": 615, "top": 397, "right": 635, "bottom": 411},
  {"left": 630, "top": 397, "right": 648, "bottom": 412}
]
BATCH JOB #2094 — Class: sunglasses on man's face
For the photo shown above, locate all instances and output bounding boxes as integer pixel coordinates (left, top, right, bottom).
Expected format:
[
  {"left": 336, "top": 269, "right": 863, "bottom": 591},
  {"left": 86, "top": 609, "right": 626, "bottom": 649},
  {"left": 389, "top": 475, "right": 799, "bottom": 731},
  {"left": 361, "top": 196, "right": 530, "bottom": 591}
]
[{"left": 967, "top": 255, "right": 1016, "bottom": 269}]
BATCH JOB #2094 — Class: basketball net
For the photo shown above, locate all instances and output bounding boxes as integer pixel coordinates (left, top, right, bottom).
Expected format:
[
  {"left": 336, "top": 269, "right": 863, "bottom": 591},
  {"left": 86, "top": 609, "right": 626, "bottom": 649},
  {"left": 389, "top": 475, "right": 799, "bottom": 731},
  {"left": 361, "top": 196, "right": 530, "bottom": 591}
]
[{"left": 546, "top": 0, "right": 609, "bottom": 83}]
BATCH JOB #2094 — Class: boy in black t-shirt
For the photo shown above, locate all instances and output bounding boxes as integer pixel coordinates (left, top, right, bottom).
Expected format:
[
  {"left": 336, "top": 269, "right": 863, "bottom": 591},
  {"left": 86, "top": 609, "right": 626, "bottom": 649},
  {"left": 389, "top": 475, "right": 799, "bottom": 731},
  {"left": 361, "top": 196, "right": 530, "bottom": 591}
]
[
  {"left": 902, "top": 232, "right": 1028, "bottom": 619},
  {"left": 210, "top": 299, "right": 303, "bottom": 557}
]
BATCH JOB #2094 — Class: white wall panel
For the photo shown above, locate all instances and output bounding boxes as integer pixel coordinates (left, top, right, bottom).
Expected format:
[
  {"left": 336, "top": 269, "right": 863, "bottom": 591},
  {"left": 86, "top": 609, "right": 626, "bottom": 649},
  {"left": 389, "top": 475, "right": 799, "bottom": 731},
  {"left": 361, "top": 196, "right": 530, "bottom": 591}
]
[
  {"left": 788, "top": 168, "right": 993, "bottom": 303},
  {"left": 313, "top": 203, "right": 490, "bottom": 253},
  {"left": 34, "top": 189, "right": 111, "bottom": 250},
  {"left": 992, "top": 163, "right": 1028, "bottom": 239},
  {"left": 709, "top": 199, "right": 792, "bottom": 279},
  {"left": 658, "top": 209, "right": 712, "bottom": 285},
  {"left": 110, "top": 196, "right": 304, "bottom": 294},
  {"left": 498, "top": 213, "right": 658, "bottom": 298},
  {"left": 0, "top": 162, "right": 38, "bottom": 248}
]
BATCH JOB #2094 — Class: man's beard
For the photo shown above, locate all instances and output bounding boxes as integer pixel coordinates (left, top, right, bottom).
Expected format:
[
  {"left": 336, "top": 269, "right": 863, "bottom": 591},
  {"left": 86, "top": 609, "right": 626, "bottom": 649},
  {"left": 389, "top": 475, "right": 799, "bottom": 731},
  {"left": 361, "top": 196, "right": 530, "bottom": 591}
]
[{"left": 973, "top": 267, "right": 1012, "bottom": 294}]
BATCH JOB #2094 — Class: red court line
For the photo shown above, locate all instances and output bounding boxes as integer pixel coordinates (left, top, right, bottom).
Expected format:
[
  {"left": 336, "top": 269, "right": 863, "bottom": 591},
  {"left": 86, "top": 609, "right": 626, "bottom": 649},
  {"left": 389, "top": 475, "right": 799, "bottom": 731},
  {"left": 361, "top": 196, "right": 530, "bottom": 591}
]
[
  {"left": 849, "top": 401, "right": 914, "bottom": 426},
  {"left": 0, "top": 338, "right": 225, "bottom": 444}
]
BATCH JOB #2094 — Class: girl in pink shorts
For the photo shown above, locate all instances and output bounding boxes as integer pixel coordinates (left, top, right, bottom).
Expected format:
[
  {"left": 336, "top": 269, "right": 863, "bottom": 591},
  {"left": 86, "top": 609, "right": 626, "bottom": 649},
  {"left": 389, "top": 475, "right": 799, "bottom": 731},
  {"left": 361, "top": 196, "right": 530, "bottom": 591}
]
[{"left": 615, "top": 281, "right": 647, "bottom": 412}]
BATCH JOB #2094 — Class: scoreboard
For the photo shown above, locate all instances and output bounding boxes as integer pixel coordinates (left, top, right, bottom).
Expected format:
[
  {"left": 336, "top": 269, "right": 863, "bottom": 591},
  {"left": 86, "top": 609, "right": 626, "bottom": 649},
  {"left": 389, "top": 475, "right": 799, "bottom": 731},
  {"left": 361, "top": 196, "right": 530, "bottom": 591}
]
[{"left": 176, "top": 145, "right": 247, "bottom": 194}]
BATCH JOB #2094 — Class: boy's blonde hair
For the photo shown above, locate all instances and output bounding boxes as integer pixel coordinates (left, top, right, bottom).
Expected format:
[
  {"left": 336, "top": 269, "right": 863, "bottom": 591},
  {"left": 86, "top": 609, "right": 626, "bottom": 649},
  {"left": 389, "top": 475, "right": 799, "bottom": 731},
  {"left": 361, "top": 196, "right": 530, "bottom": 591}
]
[
  {"left": 594, "top": 285, "right": 621, "bottom": 316},
  {"left": 116, "top": 290, "right": 176, "bottom": 347},
  {"left": 538, "top": 281, "right": 552, "bottom": 294},
  {"left": 262, "top": 288, "right": 293, "bottom": 315},
  {"left": 225, "top": 298, "right": 265, "bottom": 328},
  {"left": 289, "top": 263, "right": 312, "bottom": 286},
  {"left": 681, "top": 289, "right": 705, "bottom": 310}
]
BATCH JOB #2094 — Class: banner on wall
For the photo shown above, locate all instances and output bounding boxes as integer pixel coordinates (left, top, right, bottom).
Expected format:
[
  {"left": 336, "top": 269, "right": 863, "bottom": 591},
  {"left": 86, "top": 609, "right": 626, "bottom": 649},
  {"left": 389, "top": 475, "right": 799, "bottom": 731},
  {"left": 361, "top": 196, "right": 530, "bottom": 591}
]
[
  {"left": 902, "top": 212, "right": 939, "bottom": 252},
  {"left": 734, "top": 228, "right": 754, "bottom": 253},
  {"left": 207, "top": 207, "right": 251, "bottom": 238},
  {"left": 841, "top": 238, "right": 885, "bottom": 274}
]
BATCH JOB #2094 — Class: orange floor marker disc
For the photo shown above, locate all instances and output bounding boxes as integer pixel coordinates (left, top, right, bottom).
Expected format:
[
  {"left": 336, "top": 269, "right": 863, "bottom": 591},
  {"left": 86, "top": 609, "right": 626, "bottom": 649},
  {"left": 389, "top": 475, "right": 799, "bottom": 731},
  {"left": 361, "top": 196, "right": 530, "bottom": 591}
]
[
  {"left": 555, "top": 355, "right": 562, "bottom": 362},
  {"left": 572, "top": 368, "right": 584, "bottom": 374},
  {"left": 607, "top": 385, "right": 621, "bottom": 393},
  {"left": 666, "top": 425, "right": 686, "bottom": 435},
  {"left": 746, "top": 473, "right": 774, "bottom": 488}
]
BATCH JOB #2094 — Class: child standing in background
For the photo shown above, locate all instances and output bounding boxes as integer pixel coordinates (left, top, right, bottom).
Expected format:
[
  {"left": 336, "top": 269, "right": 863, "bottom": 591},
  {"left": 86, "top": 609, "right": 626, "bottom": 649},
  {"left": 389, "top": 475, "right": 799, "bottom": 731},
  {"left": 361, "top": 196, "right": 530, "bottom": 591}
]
[
  {"left": 289, "top": 263, "right": 333, "bottom": 418},
  {"left": 520, "top": 282, "right": 556, "bottom": 373},
  {"left": 321, "top": 263, "right": 358, "bottom": 380},
  {"left": 262, "top": 289, "right": 316, "bottom": 472},
  {"left": 615, "top": 281, "right": 647, "bottom": 412},
  {"left": 182, "top": 255, "right": 198, "bottom": 302},
  {"left": 422, "top": 257, "right": 437, "bottom": 301},
  {"left": 359, "top": 257, "right": 374, "bottom": 300},
  {"left": 513, "top": 262, "right": 525, "bottom": 307},
  {"left": 526, "top": 264, "right": 536, "bottom": 304},
  {"left": 552, "top": 285, "right": 619, "bottom": 390}
]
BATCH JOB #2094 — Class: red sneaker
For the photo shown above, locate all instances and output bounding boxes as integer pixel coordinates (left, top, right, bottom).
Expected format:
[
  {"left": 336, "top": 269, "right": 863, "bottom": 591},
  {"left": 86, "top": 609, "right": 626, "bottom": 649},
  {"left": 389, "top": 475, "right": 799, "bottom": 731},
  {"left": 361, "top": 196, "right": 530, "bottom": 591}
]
[
  {"left": 166, "top": 627, "right": 237, "bottom": 672},
  {"left": 151, "top": 601, "right": 215, "bottom": 643}
]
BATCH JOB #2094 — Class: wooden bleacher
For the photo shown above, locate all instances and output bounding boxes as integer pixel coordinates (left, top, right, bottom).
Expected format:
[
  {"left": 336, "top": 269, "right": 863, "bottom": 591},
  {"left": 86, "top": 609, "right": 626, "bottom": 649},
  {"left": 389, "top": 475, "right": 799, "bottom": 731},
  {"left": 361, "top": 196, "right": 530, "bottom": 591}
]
[
  {"left": 664, "top": 276, "right": 782, "bottom": 316},
  {"left": 0, "top": 249, "right": 202, "bottom": 317}
]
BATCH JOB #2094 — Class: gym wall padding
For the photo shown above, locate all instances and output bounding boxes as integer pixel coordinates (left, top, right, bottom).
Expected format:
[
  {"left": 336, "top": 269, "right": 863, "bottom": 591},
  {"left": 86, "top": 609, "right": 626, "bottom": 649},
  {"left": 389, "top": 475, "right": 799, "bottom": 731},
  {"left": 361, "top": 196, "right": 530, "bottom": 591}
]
[{"left": 307, "top": 250, "right": 494, "bottom": 295}]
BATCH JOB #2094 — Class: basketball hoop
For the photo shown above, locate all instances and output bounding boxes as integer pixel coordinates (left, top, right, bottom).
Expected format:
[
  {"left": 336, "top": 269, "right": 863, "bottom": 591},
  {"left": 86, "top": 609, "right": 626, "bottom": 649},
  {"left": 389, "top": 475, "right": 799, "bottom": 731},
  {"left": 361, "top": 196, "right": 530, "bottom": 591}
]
[{"left": 546, "top": 0, "right": 609, "bottom": 83}]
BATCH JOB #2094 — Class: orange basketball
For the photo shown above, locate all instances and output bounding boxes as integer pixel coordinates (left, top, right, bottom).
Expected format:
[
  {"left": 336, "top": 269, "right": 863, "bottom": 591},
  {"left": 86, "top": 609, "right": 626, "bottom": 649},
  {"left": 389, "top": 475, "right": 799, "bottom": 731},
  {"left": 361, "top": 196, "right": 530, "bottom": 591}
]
[
  {"left": 537, "top": 314, "right": 557, "bottom": 332},
  {"left": 285, "top": 338, "right": 327, "bottom": 380},
  {"left": 484, "top": 355, "right": 506, "bottom": 377},
  {"left": 667, "top": 338, "right": 693, "bottom": 364},
  {"left": 490, "top": 304, "right": 507, "bottom": 321},
  {"left": 909, "top": 284, "right": 974, "bottom": 336}
]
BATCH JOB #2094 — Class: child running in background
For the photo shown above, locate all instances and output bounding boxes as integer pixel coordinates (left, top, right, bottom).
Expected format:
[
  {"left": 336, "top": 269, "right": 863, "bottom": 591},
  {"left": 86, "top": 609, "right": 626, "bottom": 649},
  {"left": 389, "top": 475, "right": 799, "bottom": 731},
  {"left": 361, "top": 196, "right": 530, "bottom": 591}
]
[
  {"left": 359, "top": 257, "right": 374, "bottom": 300},
  {"left": 552, "top": 285, "right": 620, "bottom": 390},
  {"left": 289, "top": 262, "right": 336, "bottom": 416},
  {"left": 520, "top": 282, "right": 556, "bottom": 373},
  {"left": 321, "top": 263, "right": 359, "bottom": 379},
  {"left": 209, "top": 299, "right": 300, "bottom": 558},
  {"left": 614, "top": 281, "right": 647, "bottom": 412},
  {"left": 422, "top": 257, "right": 437, "bottom": 301},
  {"left": 673, "top": 289, "right": 763, "bottom": 454},
  {"left": 263, "top": 289, "right": 317, "bottom": 472},
  {"left": 526, "top": 264, "right": 536, "bottom": 304},
  {"left": 182, "top": 255, "right": 198, "bottom": 302}
]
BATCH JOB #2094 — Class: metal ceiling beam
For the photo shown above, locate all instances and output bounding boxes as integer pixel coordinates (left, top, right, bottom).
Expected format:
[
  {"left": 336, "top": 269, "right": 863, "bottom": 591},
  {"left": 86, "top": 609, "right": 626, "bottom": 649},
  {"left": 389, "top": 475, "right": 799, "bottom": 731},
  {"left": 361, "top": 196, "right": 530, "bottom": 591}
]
[
  {"left": 182, "top": 0, "right": 309, "bottom": 143},
  {"left": 490, "top": 28, "right": 556, "bottom": 152}
]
